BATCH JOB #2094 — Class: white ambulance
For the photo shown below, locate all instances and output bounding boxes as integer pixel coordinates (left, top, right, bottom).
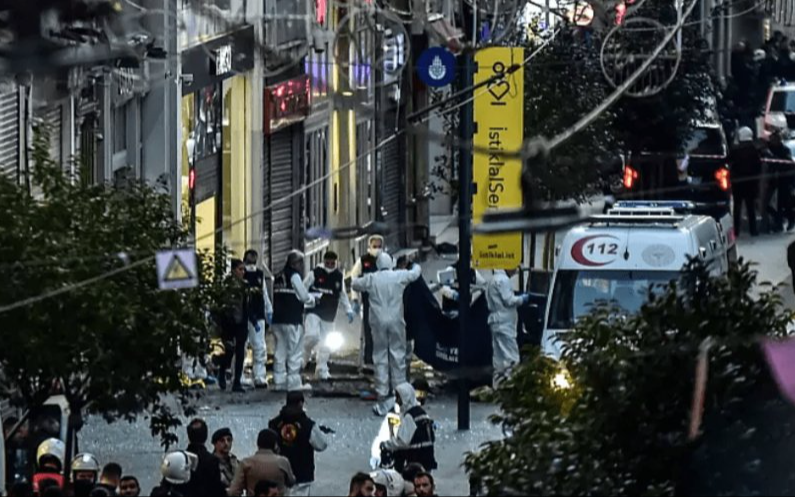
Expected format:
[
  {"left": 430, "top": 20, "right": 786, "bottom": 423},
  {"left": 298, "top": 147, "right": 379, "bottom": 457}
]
[{"left": 541, "top": 201, "right": 730, "bottom": 359}]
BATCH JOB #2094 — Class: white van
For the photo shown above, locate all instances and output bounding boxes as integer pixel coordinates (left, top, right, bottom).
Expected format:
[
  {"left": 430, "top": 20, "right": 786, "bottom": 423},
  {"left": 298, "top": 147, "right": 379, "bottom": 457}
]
[{"left": 541, "top": 202, "right": 729, "bottom": 358}]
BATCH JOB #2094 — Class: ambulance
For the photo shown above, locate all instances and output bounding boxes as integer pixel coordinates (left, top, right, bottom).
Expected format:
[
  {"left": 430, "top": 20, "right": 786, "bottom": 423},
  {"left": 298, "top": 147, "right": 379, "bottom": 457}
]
[{"left": 541, "top": 201, "right": 730, "bottom": 359}]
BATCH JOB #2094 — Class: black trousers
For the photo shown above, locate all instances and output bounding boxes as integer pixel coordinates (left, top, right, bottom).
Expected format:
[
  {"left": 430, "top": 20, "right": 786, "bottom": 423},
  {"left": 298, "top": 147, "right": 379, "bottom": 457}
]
[
  {"left": 221, "top": 324, "right": 248, "bottom": 388},
  {"left": 733, "top": 187, "right": 758, "bottom": 236},
  {"left": 362, "top": 294, "right": 374, "bottom": 366}
]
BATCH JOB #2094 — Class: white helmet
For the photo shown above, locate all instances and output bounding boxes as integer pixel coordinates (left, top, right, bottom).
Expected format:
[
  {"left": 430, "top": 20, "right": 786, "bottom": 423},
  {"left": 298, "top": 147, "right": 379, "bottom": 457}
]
[
  {"left": 36, "top": 438, "right": 65, "bottom": 469},
  {"left": 370, "top": 469, "right": 406, "bottom": 497},
  {"left": 376, "top": 252, "right": 394, "bottom": 271},
  {"left": 161, "top": 451, "right": 198, "bottom": 485},
  {"left": 71, "top": 453, "right": 100, "bottom": 475}
]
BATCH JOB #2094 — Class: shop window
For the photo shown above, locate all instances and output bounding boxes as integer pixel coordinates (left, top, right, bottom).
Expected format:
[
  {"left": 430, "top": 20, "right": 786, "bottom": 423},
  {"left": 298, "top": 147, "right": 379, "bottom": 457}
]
[{"left": 194, "top": 84, "right": 222, "bottom": 160}]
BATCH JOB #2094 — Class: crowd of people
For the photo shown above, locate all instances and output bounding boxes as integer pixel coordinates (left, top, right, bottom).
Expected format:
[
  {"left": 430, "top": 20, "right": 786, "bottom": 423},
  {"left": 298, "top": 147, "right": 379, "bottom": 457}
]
[{"left": 4, "top": 383, "right": 439, "bottom": 496}]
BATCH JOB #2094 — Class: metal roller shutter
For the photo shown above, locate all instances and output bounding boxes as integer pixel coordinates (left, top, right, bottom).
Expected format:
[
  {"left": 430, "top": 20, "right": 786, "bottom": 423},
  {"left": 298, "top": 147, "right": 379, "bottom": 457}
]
[
  {"left": 379, "top": 110, "right": 405, "bottom": 247},
  {"left": 0, "top": 89, "right": 19, "bottom": 182},
  {"left": 268, "top": 129, "right": 297, "bottom": 272}
]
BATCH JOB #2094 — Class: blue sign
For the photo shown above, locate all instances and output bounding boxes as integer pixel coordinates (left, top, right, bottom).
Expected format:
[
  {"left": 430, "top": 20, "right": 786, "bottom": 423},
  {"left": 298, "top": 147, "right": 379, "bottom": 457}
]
[{"left": 416, "top": 47, "right": 456, "bottom": 88}]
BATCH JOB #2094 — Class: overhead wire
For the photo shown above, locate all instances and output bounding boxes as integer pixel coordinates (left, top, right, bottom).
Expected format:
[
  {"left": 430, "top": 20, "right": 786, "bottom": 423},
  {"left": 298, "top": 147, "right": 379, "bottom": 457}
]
[{"left": 0, "top": 0, "right": 768, "bottom": 311}]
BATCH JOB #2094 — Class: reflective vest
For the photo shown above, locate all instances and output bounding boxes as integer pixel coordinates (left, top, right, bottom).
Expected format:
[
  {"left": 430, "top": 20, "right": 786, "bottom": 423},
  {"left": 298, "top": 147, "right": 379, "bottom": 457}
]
[
  {"left": 394, "top": 406, "right": 437, "bottom": 472},
  {"left": 307, "top": 267, "right": 344, "bottom": 322},
  {"left": 33, "top": 472, "right": 64, "bottom": 494},
  {"left": 245, "top": 268, "right": 266, "bottom": 320},
  {"left": 273, "top": 268, "right": 304, "bottom": 325},
  {"left": 269, "top": 411, "right": 316, "bottom": 484}
]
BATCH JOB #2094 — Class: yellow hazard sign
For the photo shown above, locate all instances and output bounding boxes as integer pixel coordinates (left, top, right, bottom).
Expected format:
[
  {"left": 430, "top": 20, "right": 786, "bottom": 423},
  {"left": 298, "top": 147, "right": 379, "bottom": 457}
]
[
  {"left": 472, "top": 47, "right": 524, "bottom": 270},
  {"left": 156, "top": 249, "right": 198, "bottom": 290}
]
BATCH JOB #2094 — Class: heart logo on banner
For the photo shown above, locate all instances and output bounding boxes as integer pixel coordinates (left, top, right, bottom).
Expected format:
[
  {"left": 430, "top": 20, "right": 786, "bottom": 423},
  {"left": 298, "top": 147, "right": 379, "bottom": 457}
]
[{"left": 488, "top": 79, "right": 511, "bottom": 101}]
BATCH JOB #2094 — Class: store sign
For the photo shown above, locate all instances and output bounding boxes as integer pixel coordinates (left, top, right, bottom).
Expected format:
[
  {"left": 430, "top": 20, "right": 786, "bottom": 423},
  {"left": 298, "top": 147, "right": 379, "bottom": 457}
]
[
  {"left": 214, "top": 45, "right": 233, "bottom": 75},
  {"left": 472, "top": 47, "right": 524, "bottom": 270},
  {"left": 264, "top": 75, "right": 311, "bottom": 134}
]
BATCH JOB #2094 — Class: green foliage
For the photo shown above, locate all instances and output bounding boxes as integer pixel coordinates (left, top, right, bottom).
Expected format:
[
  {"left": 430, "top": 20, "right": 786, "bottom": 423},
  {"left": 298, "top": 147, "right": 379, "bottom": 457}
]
[
  {"left": 465, "top": 260, "right": 793, "bottom": 495},
  {"left": 523, "top": 2, "right": 713, "bottom": 200},
  {"left": 0, "top": 129, "right": 232, "bottom": 446}
]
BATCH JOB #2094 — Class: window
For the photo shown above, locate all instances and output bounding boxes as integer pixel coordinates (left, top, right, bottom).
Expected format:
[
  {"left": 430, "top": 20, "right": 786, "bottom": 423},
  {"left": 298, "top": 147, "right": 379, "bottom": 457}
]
[
  {"left": 306, "top": 46, "right": 329, "bottom": 100},
  {"left": 547, "top": 270, "right": 680, "bottom": 330},
  {"left": 305, "top": 127, "right": 329, "bottom": 230},
  {"left": 194, "top": 84, "right": 222, "bottom": 159}
]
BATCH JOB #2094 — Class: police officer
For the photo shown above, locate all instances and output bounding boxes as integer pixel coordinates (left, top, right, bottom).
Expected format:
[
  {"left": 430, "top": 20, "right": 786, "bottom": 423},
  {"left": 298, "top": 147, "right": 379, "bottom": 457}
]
[
  {"left": 351, "top": 235, "right": 385, "bottom": 368},
  {"left": 71, "top": 453, "right": 101, "bottom": 497},
  {"left": 151, "top": 451, "right": 197, "bottom": 497},
  {"left": 272, "top": 250, "right": 315, "bottom": 392},
  {"left": 381, "top": 383, "right": 437, "bottom": 474},
  {"left": 439, "top": 260, "right": 486, "bottom": 315},
  {"left": 268, "top": 392, "right": 329, "bottom": 496},
  {"left": 303, "top": 251, "right": 355, "bottom": 380},
  {"left": 243, "top": 249, "right": 273, "bottom": 389},
  {"left": 32, "top": 438, "right": 65, "bottom": 494}
]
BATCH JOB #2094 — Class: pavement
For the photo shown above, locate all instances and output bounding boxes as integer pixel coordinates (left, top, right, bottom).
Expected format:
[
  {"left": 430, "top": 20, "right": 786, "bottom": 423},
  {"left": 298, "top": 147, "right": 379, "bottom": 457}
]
[
  {"left": 80, "top": 394, "right": 500, "bottom": 496},
  {"left": 76, "top": 226, "right": 795, "bottom": 497}
]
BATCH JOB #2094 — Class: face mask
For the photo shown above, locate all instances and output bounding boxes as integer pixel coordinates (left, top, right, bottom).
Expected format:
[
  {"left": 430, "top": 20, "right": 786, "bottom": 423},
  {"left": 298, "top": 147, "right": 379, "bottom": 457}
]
[
  {"left": 323, "top": 262, "right": 337, "bottom": 272},
  {"left": 368, "top": 247, "right": 382, "bottom": 257}
]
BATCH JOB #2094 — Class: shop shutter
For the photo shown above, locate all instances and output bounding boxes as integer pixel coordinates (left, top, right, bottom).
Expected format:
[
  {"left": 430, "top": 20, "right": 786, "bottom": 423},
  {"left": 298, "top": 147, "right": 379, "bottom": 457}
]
[
  {"left": 379, "top": 110, "right": 404, "bottom": 247},
  {"left": 268, "top": 128, "right": 297, "bottom": 272},
  {"left": 76, "top": 97, "right": 99, "bottom": 184},
  {"left": 0, "top": 88, "right": 19, "bottom": 182}
]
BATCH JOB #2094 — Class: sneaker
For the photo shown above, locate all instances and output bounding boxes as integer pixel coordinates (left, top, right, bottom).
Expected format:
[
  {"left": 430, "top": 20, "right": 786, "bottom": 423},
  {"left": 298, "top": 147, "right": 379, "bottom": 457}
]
[
  {"left": 232, "top": 384, "right": 246, "bottom": 393},
  {"left": 372, "top": 403, "right": 387, "bottom": 417},
  {"left": 218, "top": 376, "right": 227, "bottom": 391},
  {"left": 255, "top": 381, "right": 269, "bottom": 390}
]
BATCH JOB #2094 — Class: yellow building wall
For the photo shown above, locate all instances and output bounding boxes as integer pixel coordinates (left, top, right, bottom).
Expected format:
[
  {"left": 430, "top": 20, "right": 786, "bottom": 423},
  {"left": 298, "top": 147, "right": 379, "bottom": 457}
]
[
  {"left": 222, "top": 75, "right": 249, "bottom": 257},
  {"left": 196, "top": 197, "right": 216, "bottom": 257}
]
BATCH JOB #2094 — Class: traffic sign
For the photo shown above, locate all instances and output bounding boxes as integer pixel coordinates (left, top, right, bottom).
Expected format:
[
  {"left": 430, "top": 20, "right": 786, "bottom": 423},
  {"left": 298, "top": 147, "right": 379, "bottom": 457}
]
[
  {"left": 416, "top": 47, "right": 456, "bottom": 88},
  {"left": 156, "top": 249, "right": 198, "bottom": 290}
]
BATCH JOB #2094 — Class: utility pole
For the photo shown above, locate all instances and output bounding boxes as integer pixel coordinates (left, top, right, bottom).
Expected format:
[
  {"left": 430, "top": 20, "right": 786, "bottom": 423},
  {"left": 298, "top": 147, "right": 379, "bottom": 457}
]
[{"left": 456, "top": 5, "right": 474, "bottom": 430}]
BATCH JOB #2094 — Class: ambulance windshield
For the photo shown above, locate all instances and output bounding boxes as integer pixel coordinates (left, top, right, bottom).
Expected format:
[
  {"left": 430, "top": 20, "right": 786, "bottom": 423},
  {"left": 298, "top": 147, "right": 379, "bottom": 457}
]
[{"left": 548, "top": 270, "right": 679, "bottom": 330}]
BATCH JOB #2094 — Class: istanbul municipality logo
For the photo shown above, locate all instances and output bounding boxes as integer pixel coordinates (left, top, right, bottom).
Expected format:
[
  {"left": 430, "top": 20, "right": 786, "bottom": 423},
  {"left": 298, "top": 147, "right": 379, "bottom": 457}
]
[
  {"left": 429, "top": 56, "right": 447, "bottom": 81},
  {"left": 418, "top": 47, "right": 455, "bottom": 88}
]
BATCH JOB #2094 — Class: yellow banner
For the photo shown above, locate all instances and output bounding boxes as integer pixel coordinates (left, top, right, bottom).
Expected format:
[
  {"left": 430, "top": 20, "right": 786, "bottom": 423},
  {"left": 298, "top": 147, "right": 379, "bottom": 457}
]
[{"left": 472, "top": 47, "right": 524, "bottom": 269}]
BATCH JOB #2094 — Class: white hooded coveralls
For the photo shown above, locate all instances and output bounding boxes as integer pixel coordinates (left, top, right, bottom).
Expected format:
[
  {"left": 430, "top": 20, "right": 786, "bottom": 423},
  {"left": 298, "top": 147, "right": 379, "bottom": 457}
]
[
  {"left": 485, "top": 270, "right": 524, "bottom": 387},
  {"left": 352, "top": 257, "right": 421, "bottom": 401}
]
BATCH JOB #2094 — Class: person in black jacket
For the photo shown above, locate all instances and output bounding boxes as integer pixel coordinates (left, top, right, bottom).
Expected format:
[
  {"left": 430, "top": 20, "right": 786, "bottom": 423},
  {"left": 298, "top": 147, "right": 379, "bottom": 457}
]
[
  {"left": 729, "top": 127, "right": 761, "bottom": 236},
  {"left": 219, "top": 259, "right": 250, "bottom": 392},
  {"left": 184, "top": 419, "right": 225, "bottom": 497},
  {"left": 268, "top": 392, "right": 329, "bottom": 496},
  {"left": 763, "top": 130, "right": 795, "bottom": 232}
]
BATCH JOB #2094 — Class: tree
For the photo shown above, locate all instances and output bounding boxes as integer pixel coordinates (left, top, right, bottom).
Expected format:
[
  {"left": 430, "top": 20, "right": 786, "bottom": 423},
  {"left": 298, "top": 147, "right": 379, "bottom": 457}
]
[
  {"left": 0, "top": 129, "right": 233, "bottom": 451},
  {"left": 465, "top": 260, "right": 793, "bottom": 495},
  {"left": 522, "top": 1, "right": 713, "bottom": 201}
]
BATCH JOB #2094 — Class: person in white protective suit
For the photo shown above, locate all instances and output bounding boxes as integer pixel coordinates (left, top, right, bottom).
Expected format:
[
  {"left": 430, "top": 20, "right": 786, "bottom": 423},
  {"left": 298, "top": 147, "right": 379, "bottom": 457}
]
[
  {"left": 351, "top": 234, "right": 386, "bottom": 368},
  {"left": 303, "top": 251, "right": 355, "bottom": 380},
  {"left": 272, "top": 250, "right": 316, "bottom": 391},
  {"left": 370, "top": 468, "right": 413, "bottom": 497},
  {"left": 352, "top": 253, "right": 422, "bottom": 415},
  {"left": 439, "top": 259, "right": 487, "bottom": 316},
  {"left": 243, "top": 249, "right": 274, "bottom": 388},
  {"left": 485, "top": 268, "right": 529, "bottom": 388}
]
